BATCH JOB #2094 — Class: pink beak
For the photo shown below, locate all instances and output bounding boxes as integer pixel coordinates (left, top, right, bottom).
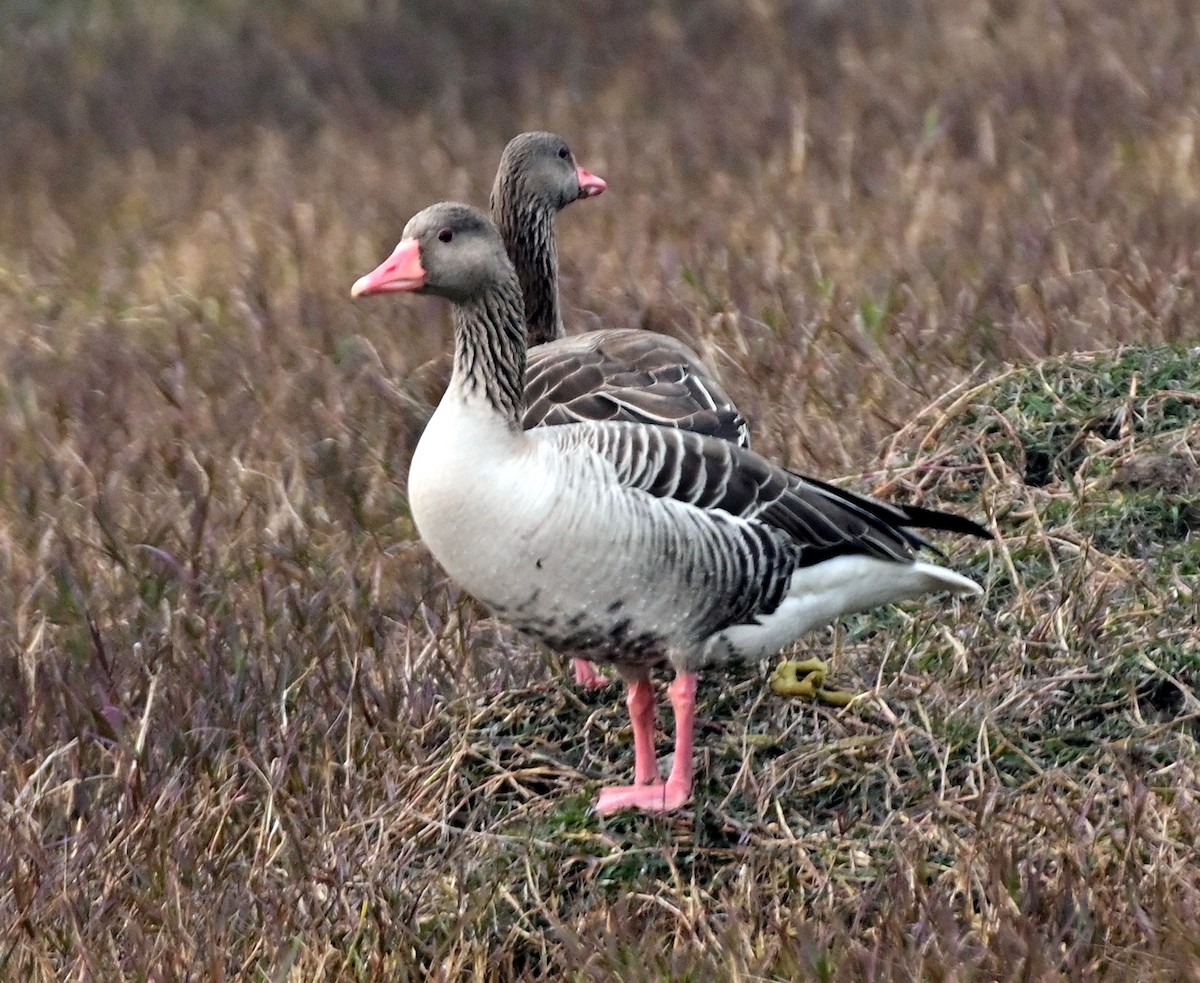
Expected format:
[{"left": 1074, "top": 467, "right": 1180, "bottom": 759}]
[
  {"left": 351, "top": 238, "right": 427, "bottom": 297},
  {"left": 575, "top": 164, "right": 607, "bottom": 199}
]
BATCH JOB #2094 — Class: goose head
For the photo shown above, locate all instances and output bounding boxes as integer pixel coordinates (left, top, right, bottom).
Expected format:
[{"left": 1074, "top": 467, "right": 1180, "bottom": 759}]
[
  {"left": 491, "top": 131, "right": 606, "bottom": 216},
  {"left": 351, "top": 202, "right": 515, "bottom": 305}
]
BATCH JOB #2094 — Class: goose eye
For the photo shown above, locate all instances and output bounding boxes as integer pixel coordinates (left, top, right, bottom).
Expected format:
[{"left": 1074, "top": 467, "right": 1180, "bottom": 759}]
[
  {"left": 557, "top": 146, "right": 570, "bottom": 160},
  {"left": 437, "top": 228, "right": 453, "bottom": 243}
]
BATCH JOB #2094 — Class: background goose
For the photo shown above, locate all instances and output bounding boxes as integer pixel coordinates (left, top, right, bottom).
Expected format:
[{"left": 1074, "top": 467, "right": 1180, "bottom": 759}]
[
  {"left": 494, "top": 131, "right": 750, "bottom": 689},
  {"left": 493, "top": 131, "right": 750, "bottom": 445},
  {"left": 351, "top": 202, "right": 992, "bottom": 815}
]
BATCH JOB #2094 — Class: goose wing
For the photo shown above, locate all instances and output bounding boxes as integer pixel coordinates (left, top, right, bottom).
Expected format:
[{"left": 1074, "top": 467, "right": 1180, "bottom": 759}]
[
  {"left": 554, "top": 422, "right": 991, "bottom": 568},
  {"left": 523, "top": 329, "right": 749, "bottom": 446}
]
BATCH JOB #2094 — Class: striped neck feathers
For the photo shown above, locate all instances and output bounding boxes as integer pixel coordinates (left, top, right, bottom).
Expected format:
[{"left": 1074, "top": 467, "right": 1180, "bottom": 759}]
[
  {"left": 449, "top": 275, "right": 529, "bottom": 427},
  {"left": 492, "top": 176, "right": 564, "bottom": 348}
]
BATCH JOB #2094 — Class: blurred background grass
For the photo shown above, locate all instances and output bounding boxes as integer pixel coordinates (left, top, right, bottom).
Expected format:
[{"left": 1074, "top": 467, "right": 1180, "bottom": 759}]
[
  {"left": 2, "top": 0, "right": 1198, "bottom": 471},
  {"left": 0, "top": 1, "right": 1198, "bottom": 979}
]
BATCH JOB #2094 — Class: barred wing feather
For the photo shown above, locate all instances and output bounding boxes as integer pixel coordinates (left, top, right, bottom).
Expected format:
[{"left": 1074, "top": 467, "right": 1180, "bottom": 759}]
[
  {"left": 523, "top": 329, "right": 749, "bottom": 445},
  {"left": 553, "top": 422, "right": 992, "bottom": 569}
]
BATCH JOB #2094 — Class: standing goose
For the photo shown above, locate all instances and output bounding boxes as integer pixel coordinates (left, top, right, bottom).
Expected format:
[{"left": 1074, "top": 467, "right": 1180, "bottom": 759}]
[
  {"left": 494, "top": 132, "right": 747, "bottom": 690},
  {"left": 352, "top": 202, "right": 991, "bottom": 815}
]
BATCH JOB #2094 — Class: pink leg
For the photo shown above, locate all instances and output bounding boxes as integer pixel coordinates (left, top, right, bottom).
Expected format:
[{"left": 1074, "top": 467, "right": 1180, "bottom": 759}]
[
  {"left": 627, "top": 674, "right": 663, "bottom": 786},
  {"left": 596, "top": 672, "right": 697, "bottom": 815},
  {"left": 573, "top": 658, "right": 610, "bottom": 690}
]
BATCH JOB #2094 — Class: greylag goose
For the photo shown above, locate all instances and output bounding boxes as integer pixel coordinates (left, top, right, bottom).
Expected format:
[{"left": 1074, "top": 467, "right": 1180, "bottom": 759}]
[
  {"left": 352, "top": 202, "right": 991, "bottom": 814},
  {"left": 494, "top": 131, "right": 749, "bottom": 446},
  {"left": 494, "top": 132, "right": 750, "bottom": 691}
]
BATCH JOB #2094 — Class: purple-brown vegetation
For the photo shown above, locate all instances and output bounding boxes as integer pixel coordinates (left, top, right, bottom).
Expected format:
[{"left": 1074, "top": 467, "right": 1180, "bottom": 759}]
[{"left": 1, "top": 1, "right": 1197, "bottom": 978}]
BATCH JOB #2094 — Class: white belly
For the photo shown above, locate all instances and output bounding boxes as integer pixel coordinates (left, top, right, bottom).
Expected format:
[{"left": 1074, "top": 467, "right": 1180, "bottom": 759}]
[
  {"left": 407, "top": 400, "right": 703, "bottom": 660},
  {"left": 408, "top": 397, "right": 552, "bottom": 609}
]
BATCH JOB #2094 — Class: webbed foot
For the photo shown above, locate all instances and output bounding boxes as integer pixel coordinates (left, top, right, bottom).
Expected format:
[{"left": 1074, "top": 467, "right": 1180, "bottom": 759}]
[
  {"left": 573, "top": 659, "right": 611, "bottom": 690},
  {"left": 596, "top": 779, "right": 690, "bottom": 815}
]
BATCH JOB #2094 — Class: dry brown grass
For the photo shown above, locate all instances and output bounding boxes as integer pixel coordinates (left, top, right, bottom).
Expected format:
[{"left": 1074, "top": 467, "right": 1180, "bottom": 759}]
[{"left": 1, "top": 1, "right": 1198, "bottom": 979}]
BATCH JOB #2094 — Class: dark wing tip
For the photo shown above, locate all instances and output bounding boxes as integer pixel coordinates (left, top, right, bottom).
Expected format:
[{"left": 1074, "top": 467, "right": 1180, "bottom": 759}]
[{"left": 896, "top": 503, "right": 994, "bottom": 541}]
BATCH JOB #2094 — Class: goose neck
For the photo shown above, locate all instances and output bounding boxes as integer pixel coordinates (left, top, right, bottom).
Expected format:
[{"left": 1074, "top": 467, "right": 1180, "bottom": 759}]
[
  {"left": 449, "top": 279, "right": 528, "bottom": 427},
  {"left": 493, "top": 187, "right": 563, "bottom": 347}
]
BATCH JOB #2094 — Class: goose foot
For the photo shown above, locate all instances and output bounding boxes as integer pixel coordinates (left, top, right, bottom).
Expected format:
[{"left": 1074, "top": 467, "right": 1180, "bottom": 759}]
[
  {"left": 573, "top": 659, "right": 610, "bottom": 690},
  {"left": 596, "top": 779, "right": 689, "bottom": 815},
  {"left": 769, "top": 658, "right": 855, "bottom": 706}
]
